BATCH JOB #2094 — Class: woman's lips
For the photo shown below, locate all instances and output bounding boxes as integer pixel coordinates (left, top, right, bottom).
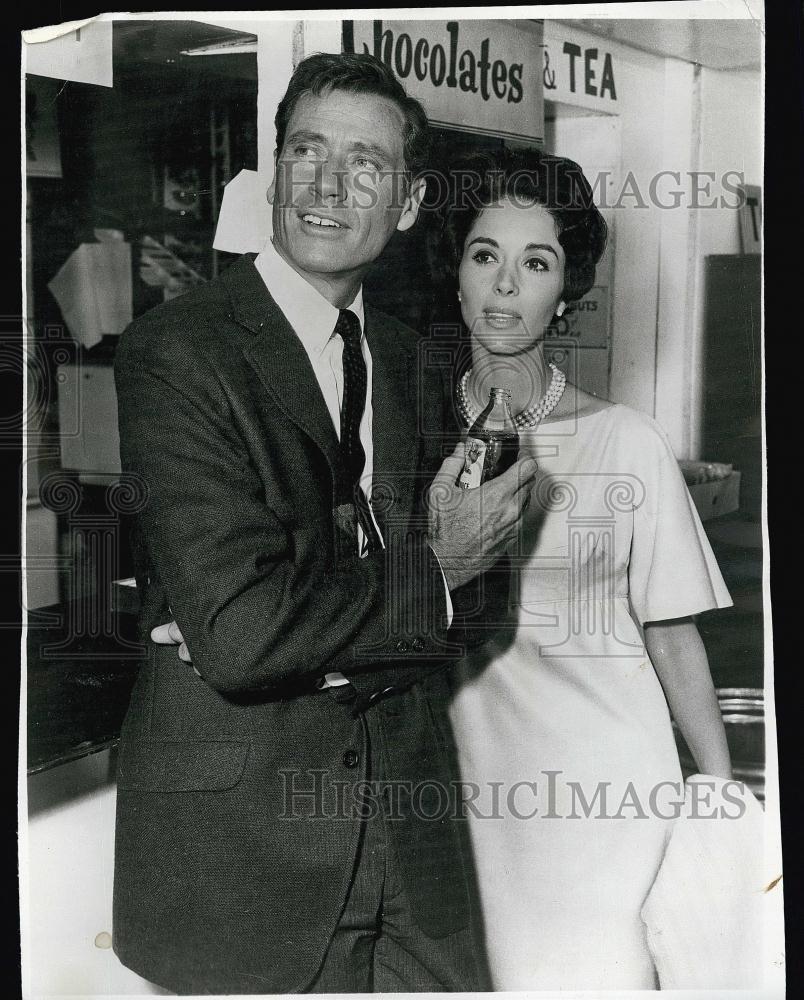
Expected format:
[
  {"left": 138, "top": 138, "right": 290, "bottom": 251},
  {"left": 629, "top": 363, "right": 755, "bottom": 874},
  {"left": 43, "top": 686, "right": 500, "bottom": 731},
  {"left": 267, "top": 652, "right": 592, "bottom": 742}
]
[{"left": 483, "top": 310, "right": 523, "bottom": 329}]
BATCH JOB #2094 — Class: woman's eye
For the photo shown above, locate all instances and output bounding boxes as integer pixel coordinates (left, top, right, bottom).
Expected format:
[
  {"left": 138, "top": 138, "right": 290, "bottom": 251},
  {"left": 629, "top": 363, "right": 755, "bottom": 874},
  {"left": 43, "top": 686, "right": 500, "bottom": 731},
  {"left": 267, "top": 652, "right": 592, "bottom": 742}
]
[
  {"left": 472, "top": 250, "right": 497, "bottom": 265},
  {"left": 524, "top": 257, "right": 549, "bottom": 272},
  {"left": 293, "top": 145, "right": 319, "bottom": 159}
]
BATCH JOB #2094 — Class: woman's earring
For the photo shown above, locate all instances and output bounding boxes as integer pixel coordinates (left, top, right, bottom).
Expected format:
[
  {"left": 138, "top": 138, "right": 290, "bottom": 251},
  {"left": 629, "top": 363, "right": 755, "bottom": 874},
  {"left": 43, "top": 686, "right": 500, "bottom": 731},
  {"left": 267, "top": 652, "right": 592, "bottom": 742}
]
[
  {"left": 556, "top": 301, "right": 566, "bottom": 317},
  {"left": 457, "top": 291, "right": 462, "bottom": 302}
]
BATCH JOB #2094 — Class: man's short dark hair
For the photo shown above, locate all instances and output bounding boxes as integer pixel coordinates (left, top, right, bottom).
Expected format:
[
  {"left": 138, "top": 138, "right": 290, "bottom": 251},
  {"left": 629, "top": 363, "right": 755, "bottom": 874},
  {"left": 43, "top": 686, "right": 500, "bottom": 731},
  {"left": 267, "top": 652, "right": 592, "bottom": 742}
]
[{"left": 275, "top": 51, "right": 431, "bottom": 178}]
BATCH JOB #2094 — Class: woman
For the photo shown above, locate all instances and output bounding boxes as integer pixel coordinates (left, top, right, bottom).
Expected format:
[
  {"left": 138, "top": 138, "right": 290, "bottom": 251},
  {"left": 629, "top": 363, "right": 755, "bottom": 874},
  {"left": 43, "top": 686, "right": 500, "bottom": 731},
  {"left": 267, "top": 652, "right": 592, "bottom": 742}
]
[{"left": 439, "top": 149, "right": 734, "bottom": 990}]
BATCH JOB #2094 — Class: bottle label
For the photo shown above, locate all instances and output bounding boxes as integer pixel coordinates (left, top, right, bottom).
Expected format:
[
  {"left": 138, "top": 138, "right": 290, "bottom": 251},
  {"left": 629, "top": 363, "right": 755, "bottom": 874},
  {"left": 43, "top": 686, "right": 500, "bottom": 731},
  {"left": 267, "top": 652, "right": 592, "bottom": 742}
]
[{"left": 457, "top": 437, "right": 488, "bottom": 490}]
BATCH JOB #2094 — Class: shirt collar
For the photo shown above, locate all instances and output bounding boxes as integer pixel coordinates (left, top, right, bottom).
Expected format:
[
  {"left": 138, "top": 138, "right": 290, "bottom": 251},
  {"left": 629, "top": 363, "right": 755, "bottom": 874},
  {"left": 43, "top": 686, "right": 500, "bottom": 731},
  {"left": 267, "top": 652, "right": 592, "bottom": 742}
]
[{"left": 254, "top": 237, "right": 364, "bottom": 356}]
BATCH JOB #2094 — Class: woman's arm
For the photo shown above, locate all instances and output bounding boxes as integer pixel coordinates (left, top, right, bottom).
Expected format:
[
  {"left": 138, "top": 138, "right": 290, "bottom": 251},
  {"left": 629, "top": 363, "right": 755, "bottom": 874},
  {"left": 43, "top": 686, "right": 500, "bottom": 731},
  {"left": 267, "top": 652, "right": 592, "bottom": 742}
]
[{"left": 644, "top": 616, "right": 733, "bottom": 780}]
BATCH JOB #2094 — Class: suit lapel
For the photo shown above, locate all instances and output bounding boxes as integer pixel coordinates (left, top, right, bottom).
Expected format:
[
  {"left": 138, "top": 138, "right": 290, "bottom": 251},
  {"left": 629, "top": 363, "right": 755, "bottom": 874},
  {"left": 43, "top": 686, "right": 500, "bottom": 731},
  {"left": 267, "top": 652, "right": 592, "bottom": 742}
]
[
  {"left": 225, "top": 256, "right": 341, "bottom": 473},
  {"left": 224, "top": 259, "right": 421, "bottom": 521},
  {"left": 365, "top": 306, "right": 419, "bottom": 520}
]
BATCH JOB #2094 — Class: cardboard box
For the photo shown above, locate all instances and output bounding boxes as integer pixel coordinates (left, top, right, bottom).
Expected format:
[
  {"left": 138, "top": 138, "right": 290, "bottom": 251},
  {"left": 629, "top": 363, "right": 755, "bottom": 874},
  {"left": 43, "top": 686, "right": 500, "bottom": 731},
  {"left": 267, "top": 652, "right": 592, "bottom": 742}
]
[{"left": 687, "top": 471, "right": 741, "bottom": 522}]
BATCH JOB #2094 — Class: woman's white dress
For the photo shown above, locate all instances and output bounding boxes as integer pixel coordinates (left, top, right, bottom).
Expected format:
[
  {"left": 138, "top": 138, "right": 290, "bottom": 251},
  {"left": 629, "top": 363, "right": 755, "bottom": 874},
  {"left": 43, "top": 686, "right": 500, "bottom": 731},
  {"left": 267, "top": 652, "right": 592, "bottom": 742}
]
[{"left": 448, "top": 403, "right": 732, "bottom": 990}]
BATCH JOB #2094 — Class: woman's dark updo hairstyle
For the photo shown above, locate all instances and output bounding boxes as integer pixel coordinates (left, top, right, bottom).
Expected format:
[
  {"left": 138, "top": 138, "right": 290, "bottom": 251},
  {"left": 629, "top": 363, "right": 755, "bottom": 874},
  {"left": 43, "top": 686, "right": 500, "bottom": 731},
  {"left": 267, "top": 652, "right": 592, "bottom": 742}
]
[{"left": 439, "top": 146, "right": 608, "bottom": 303}]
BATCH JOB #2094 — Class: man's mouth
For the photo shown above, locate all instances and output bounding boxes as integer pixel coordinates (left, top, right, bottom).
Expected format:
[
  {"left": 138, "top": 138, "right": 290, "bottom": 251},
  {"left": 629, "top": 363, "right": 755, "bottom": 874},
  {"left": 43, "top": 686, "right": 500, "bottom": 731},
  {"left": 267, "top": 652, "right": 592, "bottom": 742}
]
[{"left": 300, "top": 212, "right": 345, "bottom": 230}]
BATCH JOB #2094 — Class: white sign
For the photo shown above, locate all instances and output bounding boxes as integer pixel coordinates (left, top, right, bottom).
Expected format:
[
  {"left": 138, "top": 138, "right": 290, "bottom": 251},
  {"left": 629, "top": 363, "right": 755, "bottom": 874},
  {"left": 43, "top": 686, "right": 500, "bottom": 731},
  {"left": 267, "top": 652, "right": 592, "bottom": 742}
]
[
  {"left": 542, "top": 22, "right": 618, "bottom": 111},
  {"left": 545, "top": 286, "right": 610, "bottom": 348},
  {"left": 349, "top": 19, "right": 544, "bottom": 143}
]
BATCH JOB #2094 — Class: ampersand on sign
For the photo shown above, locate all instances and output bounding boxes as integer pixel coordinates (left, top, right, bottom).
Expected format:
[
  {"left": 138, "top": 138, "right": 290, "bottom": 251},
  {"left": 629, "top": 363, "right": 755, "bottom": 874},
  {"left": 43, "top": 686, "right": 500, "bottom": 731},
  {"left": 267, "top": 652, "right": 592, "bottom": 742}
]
[{"left": 543, "top": 48, "right": 557, "bottom": 90}]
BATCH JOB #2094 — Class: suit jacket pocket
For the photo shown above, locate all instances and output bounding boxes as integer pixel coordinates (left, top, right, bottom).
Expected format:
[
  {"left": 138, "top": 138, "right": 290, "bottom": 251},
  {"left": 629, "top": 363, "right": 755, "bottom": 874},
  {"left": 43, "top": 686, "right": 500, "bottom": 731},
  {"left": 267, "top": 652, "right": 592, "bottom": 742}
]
[
  {"left": 149, "top": 643, "right": 253, "bottom": 741},
  {"left": 116, "top": 739, "right": 250, "bottom": 793}
]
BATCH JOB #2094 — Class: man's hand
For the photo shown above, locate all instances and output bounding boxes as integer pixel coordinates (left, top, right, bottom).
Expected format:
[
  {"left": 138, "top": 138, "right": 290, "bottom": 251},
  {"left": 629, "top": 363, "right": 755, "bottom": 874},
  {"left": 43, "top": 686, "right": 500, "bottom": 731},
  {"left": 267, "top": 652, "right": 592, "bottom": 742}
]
[
  {"left": 151, "top": 620, "right": 193, "bottom": 663},
  {"left": 427, "top": 442, "right": 540, "bottom": 591}
]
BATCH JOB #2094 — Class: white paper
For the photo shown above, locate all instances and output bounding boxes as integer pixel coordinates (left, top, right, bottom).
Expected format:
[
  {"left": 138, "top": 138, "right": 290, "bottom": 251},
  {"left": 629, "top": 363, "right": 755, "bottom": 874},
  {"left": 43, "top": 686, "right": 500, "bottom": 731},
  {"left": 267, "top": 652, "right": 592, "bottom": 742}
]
[
  {"left": 212, "top": 168, "right": 272, "bottom": 253},
  {"left": 23, "top": 18, "right": 113, "bottom": 88},
  {"left": 48, "top": 242, "right": 132, "bottom": 348}
]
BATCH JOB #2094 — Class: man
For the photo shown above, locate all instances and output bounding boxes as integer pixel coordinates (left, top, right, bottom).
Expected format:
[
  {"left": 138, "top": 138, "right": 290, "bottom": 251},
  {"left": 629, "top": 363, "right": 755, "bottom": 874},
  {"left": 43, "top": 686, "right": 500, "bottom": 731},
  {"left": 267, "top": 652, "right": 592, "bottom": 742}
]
[{"left": 113, "top": 52, "right": 536, "bottom": 994}]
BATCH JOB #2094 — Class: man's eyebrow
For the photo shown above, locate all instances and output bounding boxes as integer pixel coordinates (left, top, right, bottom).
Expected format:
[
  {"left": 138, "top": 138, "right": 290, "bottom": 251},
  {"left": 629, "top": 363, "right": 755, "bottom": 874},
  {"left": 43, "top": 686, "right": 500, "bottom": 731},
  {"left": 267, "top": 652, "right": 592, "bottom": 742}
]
[
  {"left": 284, "top": 130, "right": 328, "bottom": 147},
  {"left": 348, "top": 141, "right": 393, "bottom": 162},
  {"left": 467, "top": 236, "right": 559, "bottom": 259},
  {"left": 283, "top": 132, "right": 394, "bottom": 163}
]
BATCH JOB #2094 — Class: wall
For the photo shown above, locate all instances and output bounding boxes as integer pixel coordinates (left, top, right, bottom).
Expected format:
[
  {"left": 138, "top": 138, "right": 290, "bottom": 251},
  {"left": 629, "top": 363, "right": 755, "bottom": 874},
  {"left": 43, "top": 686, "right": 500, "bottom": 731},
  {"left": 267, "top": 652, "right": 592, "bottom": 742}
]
[
  {"left": 652, "top": 57, "right": 699, "bottom": 456},
  {"left": 543, "top": 21, "right": 760, "bottom": 457},
  {"left": 687, "top": 67, "right": 762, "bottom": 457},
  {"left": 546, "top": 109, "right": 620, "bottom": 399},
  {"left": 543, "top": 22, "right": 667, "bottom": 421}
]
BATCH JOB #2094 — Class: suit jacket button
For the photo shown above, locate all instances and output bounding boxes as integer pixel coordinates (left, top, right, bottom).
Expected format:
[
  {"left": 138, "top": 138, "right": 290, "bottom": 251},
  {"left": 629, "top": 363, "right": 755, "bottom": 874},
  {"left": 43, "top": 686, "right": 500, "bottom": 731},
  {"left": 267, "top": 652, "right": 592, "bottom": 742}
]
[
  {"left": 412, "top": 637, "right": 425, "bottom": 652},
  {"left": 342, "top": 750, "right": 359, "bottom": 769},
  {"left": 396, "top": 640, "right": 410, "bottom": 654}
]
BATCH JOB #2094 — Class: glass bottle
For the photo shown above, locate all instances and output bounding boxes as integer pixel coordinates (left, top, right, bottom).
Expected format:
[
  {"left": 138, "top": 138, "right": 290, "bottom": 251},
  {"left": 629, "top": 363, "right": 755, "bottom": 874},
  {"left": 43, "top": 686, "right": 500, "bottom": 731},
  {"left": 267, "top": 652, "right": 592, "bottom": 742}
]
[{"left": 457, "top": 387, "right": 519, "bottom": 490}]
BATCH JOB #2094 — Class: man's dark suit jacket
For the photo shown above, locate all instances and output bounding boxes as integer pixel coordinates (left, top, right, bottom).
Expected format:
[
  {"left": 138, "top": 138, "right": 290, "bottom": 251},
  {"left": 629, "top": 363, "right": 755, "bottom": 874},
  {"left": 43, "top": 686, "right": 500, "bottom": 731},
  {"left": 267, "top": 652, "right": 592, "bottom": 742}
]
[{"left": 112, "top": 255, "right": 500, "bottom": 994}]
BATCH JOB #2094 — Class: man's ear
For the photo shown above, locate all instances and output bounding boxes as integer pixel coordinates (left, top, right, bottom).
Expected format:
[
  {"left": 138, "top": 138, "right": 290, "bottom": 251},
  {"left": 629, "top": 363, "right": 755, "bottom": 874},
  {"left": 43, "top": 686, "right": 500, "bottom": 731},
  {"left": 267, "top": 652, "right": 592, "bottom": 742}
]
[
  {"left": 396, "top": 176, "right": 427, "bottom": 233},
  {"left": 266, "top": 148, "right": 278, "bottom": 204}
]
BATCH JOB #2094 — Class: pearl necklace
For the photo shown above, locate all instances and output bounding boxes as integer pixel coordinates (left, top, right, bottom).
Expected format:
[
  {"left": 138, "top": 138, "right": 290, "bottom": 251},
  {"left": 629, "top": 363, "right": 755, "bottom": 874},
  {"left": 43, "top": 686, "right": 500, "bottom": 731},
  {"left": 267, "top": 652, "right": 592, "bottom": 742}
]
[{"left": 457, "top": 363, "right": 567, "bottom": 430}]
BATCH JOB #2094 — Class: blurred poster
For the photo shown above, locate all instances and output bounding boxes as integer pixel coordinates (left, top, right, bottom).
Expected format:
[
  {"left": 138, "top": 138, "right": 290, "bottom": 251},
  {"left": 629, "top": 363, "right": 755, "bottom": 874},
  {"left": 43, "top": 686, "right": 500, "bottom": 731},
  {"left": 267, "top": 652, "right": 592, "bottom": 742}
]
[{"left": 26, "top": 76, "right": 62, "bottom": 178}]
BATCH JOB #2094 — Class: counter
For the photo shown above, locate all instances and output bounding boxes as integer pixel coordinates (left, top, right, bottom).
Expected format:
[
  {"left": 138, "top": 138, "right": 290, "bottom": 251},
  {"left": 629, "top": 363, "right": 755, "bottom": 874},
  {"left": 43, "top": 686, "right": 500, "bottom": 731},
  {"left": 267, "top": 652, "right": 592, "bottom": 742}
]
[{"left": 26, "top": 595, "right": 144, "bottom": 774}]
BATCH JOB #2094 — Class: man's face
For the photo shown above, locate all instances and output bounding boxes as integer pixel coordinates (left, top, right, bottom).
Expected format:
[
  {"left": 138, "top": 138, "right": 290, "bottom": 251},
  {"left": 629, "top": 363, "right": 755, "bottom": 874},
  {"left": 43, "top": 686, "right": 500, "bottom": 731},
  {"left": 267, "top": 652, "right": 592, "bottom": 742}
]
[{"left": 268, "top": 88, "right": 423, "bottom": 286}]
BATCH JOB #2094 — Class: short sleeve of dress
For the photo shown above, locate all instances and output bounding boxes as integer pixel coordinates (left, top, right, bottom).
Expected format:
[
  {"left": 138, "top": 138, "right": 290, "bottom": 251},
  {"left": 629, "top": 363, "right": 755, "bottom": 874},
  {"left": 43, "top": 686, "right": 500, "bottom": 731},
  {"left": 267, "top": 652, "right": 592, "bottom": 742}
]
[{"left": 628, "top": 416, "right": 732, "bottom": 626}]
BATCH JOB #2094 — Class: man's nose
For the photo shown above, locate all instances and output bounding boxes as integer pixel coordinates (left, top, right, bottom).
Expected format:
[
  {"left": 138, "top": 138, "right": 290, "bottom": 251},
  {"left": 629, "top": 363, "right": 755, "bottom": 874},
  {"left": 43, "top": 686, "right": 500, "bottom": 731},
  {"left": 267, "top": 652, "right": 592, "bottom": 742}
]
[{"left": 313, "top": 158, "right": 347, "bottom": 202}]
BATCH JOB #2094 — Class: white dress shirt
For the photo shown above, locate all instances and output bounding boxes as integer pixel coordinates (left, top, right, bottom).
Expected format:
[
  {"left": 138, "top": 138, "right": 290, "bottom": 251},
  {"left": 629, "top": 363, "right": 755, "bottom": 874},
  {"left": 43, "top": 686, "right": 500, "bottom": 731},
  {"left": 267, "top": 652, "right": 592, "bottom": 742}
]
[
  {"left": 255, "top": 237, "right": 382, "bottom": 556},
  {"left": 253, "top": 239, "right": 452, "bottom": 687}
]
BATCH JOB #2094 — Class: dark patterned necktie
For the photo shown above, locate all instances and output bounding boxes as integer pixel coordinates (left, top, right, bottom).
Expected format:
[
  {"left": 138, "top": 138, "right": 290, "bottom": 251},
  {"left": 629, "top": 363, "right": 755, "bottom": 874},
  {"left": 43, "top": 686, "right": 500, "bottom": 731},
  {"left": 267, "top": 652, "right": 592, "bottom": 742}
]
[{"left": 335, "top": 309, "right": 382, "bottom": 553}]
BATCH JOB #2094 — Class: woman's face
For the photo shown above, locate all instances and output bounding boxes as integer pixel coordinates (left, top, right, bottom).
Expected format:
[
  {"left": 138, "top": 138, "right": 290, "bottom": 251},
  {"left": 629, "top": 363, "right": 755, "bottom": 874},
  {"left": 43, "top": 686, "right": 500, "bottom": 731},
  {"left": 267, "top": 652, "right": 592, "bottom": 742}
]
[{"left": 458, "top": 198, "right": 566, "bottom": 355}]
